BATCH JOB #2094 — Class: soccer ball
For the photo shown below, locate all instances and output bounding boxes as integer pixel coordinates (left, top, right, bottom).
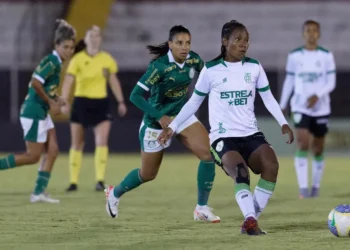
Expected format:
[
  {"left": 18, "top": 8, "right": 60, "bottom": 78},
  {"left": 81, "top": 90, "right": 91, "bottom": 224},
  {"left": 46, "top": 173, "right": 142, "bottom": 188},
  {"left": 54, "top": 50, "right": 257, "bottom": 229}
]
[{"left": 328, "top": 204, "right": 350, "bottom": 237}]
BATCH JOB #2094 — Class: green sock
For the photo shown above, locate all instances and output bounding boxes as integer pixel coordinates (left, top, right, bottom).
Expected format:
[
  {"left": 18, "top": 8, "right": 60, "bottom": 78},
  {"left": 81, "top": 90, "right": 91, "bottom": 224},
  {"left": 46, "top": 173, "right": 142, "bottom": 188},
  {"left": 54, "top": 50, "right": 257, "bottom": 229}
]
[
  {"left": 113, "top": 168, "right": 144, "bottom": 198},
  {"left": 33, "top": 171, "right": 51, "bottom": 195},
  {"left": 197, "top": 160, "right": 216, "bottom": 206},
  {"left": 0, "top": 154, "right": 16, "bottom": 170}
]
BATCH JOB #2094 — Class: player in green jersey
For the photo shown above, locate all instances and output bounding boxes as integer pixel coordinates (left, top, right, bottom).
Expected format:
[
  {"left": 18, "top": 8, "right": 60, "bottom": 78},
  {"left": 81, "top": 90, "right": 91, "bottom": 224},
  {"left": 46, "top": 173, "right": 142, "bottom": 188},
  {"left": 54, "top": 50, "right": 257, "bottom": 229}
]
[
  {"left": 104, "top": 25, "right": 220, "bottom": 222},
  {"left": 0, "top": 20, "right": 76, "bottom": 203}
]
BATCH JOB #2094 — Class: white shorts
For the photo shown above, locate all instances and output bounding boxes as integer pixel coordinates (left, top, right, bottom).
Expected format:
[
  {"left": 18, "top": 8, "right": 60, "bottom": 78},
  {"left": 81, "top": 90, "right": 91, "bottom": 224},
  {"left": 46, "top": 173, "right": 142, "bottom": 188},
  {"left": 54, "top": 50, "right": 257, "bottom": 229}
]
[
  {"left": 139, "top": 115, "right": 199, "bottom": 153},
  {"left": 20, "top": 115, "right": 54, "bottom": 143}
]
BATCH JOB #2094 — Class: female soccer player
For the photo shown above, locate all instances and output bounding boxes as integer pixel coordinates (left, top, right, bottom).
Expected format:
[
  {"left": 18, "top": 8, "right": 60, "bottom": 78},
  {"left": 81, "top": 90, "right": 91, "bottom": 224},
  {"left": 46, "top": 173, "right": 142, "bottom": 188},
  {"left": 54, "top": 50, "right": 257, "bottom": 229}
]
[
  {"left": 61, "top": 26, "right": 127, "bottom": 192},
  {"left": 159, "top": 20, "right": 294, "bottom": 235},
  {"left": 279, "top": 20, "right": 336, "bottom": 199},
  {"left": 0, "top": 20, "right": 76, "bottom": 203},
  {"left": 105, "top": 25, "right": 220, "bottom": 222}
]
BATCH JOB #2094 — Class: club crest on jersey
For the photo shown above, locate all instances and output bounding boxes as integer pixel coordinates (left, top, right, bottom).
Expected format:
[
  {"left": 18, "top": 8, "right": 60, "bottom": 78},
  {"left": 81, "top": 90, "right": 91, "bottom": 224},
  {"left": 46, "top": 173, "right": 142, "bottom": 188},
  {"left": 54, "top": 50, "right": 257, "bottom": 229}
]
[
  {"left": 189, "top": 68, "right": 195, "bottom": 79},
  {"left": 244, "top": 73, "right": 252, "bottom": 83},
  {"left": 216, "top": 140, "right": 224, "bottom": 152},
  {"left": 293, "top": 113, "right": 302, "bottom": 124}
]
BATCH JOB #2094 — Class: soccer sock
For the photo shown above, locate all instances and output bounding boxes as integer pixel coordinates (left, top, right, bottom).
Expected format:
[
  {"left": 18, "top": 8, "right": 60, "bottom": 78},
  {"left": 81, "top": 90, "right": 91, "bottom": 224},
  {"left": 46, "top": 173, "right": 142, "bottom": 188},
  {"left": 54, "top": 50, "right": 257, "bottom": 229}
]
[
  {"left": 95, "top": 146, "right": 108, "bottom": 182},
  {"left": 294, "top": 150, "right": 308, "bottom": 190},
  {"left": 253, "top": 178, "right": 276, "bottom": 218},
  {"left": 33, "top": 171, "right": 51, "bottom": 195},
  {"left": 312, "top": 155, "right": 325, "bottom": 188},
  {"left": 113, "top": 168, "right": 144, "bottom": 198},
  {"left": 197, "top": 160, "right": 216, "bottom": 206},
  {"left": 69, "top": 149, "right": 82, "bottom": 184},
  {"left": 0, "top": 154, "right": 16, "bottom": 170},
  {"left": 234, "top": 183, "right": 256, "bottom": 219}
]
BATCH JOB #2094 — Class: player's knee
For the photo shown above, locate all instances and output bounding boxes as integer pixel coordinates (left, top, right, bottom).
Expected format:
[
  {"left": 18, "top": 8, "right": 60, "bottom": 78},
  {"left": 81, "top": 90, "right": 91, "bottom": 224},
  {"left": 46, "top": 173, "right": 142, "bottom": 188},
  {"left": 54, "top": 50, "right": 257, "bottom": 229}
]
[
  {"left": 198, "top": 150, "right": 212, "bottom": 162},
  {"left": 235, "top": 163, "right": 250, "bottom": 186},
  {"left": 312, "top": 145, "right": 324, "bottom": 156},
  {"left": 264, "top": 161, "right": 279, "bottom": 179},
  {"left": 26, "top": 152, "right": 41, "bottom": 164},
  {"left": 48, "top": 144, "right": 60, "bottom": 158}
]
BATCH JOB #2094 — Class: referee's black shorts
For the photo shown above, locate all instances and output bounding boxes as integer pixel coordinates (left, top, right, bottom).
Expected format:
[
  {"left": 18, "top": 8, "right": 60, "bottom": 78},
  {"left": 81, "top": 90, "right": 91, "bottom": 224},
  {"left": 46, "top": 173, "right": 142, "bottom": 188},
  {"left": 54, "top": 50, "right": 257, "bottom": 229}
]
[{"left": 70, "top": 97, "right": 112, "bottom": 128}]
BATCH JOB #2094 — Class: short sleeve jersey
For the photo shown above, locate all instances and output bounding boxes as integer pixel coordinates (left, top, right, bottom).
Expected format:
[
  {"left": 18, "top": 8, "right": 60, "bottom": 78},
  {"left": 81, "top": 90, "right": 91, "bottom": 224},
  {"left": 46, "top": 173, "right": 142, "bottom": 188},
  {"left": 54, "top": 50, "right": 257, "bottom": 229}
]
[
  {"left": 20, "top": 51, "right": 62, "bottom": 120},
  {"left": 137, "top": 50, "right": 204, "bottom": 129},
  {"left": 194, "top": 57, "right": 270, "bottom": 143},
  {"left": 286, "top": 46, "right": 336, "bottom": 116},
  {"left": 67, "top": 51, "right": 118, "bottom": 99}
]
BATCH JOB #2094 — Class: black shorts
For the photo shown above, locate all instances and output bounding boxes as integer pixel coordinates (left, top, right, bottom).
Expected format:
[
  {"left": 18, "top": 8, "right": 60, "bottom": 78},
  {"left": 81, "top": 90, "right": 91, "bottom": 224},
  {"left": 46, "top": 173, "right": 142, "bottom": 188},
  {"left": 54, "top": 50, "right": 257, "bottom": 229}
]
[
  {"left": 70, "top": 97, "right": 112, "bottom": 128},
  {"left": 293, "top": 113, "right": 329, "bottom": 137},
  {"left": 210, "top": 132, "right": 269, "bottom": 170}
]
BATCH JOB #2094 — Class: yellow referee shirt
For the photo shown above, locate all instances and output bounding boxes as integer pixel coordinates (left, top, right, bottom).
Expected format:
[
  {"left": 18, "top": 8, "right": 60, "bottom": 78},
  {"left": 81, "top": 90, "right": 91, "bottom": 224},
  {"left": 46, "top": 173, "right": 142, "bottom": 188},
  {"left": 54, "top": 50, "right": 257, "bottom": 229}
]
[{"left": 67, "top": 51, "right": 118, "bottom": 99}]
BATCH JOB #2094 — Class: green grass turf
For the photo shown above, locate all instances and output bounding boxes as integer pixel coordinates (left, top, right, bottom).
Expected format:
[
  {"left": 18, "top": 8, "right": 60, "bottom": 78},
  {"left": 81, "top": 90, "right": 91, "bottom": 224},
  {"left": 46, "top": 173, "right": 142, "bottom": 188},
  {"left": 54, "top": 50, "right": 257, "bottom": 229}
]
[{"left": 0, "top": 154, "right": 349, "bottom": 250}]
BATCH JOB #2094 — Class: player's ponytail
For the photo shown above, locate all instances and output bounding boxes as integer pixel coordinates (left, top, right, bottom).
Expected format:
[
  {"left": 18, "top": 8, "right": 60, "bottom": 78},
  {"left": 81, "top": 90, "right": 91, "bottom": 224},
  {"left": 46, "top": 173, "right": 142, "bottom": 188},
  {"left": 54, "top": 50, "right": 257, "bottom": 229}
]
[
  {"left": 147, "top": 25, "right": 191, "bottom": 61},
  {"left": 54, "top": 19, "right": 76, "bottom": 45},
  {"left": 74, "top": 39, "right": 86, "bottom": 54},
  {"left": 211, "top": 20, "right": 246, "bottom": 61}
]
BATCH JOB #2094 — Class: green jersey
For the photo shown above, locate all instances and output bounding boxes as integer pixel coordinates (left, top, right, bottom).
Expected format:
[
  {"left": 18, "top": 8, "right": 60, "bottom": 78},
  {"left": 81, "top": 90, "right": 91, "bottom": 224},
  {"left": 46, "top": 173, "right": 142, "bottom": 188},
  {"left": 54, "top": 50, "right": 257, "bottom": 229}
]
[
  {"left": 20, "top": 51, "right": 62, "bottom": 119},
  {"left": 137, "top": 50, "right": 204, "bottom": 129}
]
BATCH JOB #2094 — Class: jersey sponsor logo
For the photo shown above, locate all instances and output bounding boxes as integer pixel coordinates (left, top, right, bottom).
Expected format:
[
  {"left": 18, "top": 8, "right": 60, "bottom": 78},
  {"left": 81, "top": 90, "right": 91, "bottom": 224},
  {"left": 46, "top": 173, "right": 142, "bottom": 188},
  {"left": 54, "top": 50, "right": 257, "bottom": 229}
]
[
  {"left": 244, "top": 73, "right": 252, "bottom": 84},
  {"left": 189, "top": 68, "right": 195, "bottom": 79},
  {"left": 164, "top": 65, "right": 176, "bottom": 73},
  {"left": 298, "top": 72, "right": 323, "bottom": 83},
  {"left": 146, "top": 69, "right": 160, "bottom": 85},
  {"left": 185, "top": 58, "right": 200, "bottom": 65},
  {"left": 293, "top": 113, "right": 302, "bottom": 124},
  {"left": 221, "top": 90, "right": 252, "bottom": 106},
  {"left": 218, "top": 123, "right": 226, "bottom": 134},
  {"left": 165, "top": 86, "right": 188, "bottom": 98},
  {"left": 216, "top": 140, "right": 224, "bottom": 152}
]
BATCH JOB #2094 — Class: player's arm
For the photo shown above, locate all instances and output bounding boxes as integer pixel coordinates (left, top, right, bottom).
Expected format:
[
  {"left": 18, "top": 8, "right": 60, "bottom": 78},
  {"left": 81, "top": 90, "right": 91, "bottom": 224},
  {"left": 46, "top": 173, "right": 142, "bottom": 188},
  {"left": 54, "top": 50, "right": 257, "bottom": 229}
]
[
  {"left": 32, "top": 60, "right": 61, "bottom": 115},
  {"left": 168, "top": 66, "right": 210, "bottom": 133},
  {"left": 107, "top": 57, "right": 127, "bottom": 116},
  {"left": 129, "top": 63, "right": 164, "bottom": 120},
  {"left": 257, "top": 64, "right": 294, "bottom": 143},
  {"left": 316, "top": 52, "right": 336, "bottom": 98},
  {"left": 279, "top": 54, "right": 295, "bottom": 111},
  {"left": 61, "top": 56, "right": 77, "bottom": 102}
]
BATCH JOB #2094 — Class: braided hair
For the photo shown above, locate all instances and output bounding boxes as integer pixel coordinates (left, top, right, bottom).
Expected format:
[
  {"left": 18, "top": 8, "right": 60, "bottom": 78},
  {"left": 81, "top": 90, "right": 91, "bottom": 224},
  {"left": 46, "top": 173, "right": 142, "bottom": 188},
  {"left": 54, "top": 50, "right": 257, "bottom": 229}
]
[{"left": 212, "top": 20, "right": 247, "bottom": 61}]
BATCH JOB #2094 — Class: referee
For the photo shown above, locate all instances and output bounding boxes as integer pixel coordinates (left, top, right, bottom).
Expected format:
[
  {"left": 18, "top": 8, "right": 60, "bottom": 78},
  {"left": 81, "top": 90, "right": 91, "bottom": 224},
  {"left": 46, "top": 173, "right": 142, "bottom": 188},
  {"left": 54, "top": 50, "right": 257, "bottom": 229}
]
[{"left": 61, "top": 25, "right": 127, "bottom": 192}]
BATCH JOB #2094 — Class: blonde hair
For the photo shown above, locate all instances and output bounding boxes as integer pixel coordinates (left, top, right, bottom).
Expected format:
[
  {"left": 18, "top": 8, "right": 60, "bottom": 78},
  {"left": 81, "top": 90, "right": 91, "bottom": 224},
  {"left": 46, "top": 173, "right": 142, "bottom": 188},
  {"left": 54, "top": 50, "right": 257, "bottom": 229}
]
[{"left": 54, "top": 19, "right": 76, "bottom": 45}]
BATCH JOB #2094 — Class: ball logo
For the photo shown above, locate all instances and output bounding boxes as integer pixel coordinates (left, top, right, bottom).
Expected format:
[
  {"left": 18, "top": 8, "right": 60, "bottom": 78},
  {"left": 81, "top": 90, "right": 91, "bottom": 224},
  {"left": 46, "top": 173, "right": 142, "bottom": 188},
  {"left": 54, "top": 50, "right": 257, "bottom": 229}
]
[
  {"left": 216, "top": 140, "right": 224, "bottom": 152},
  {"left": 189, "top": 68, "right": 195, "bottom": 79},
  {"left": 293, "top": 113, "right": 302, "bottom": 124}
]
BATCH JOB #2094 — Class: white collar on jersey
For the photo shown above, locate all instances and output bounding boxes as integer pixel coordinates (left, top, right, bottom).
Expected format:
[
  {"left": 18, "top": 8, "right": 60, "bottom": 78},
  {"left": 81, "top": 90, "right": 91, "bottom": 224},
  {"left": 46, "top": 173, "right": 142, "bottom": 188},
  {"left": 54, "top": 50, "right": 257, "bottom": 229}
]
[
  {"left": 167, "top": 50, "right": 190, "bottom": 69},
  {"left": 52, "top": 50, "right": 62, "bottom": 64}
]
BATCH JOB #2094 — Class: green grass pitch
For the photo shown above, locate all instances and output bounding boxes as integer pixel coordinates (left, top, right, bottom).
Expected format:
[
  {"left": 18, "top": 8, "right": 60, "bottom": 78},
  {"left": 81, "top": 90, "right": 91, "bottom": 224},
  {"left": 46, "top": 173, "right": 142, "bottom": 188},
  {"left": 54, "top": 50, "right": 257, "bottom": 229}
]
[{"left": 0, "top": 154, "right": 349, "bottom": 250}]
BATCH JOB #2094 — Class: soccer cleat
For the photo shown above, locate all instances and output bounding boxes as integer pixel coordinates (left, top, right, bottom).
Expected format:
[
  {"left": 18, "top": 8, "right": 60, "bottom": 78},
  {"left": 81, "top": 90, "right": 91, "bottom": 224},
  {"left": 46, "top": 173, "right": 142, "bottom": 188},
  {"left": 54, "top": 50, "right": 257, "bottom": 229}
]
[
  {"left": 66, "top": 183, "right": 78, "bottom": 192},
  {"left": 299, "top": 188, "right": 309, "bottom": 199},
  {"left": 104, "top": 185, "right": 119, "bottom": 218},
  {"left": 241, "top": 216, "right": 261, "bottom": 236},
  {"left": 310, "top": 187, "right": 319, "bottom": 197},
  {"left": 96, "top": 181, "right": 105, "bottom": 192},
  {"left": 30, "top": 193, "right": 60, "bottom": 204},
  {"left": 193, "top": 205, "right": 221, "bottom": 223}
]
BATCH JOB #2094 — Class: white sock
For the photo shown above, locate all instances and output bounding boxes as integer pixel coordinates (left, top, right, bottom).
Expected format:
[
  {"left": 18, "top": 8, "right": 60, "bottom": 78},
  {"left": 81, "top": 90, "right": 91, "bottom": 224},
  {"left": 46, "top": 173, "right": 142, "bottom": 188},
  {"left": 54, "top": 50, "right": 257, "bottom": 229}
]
[
  {"left": 196, "top": 205, "right": 207, "bottom": 210},
  {"left": 312, "top": 156, "right": 325, "bottom": 188},
  {"left": 294, "top": 151, "right": 308, "bottom": 189},
  {"left": 235, "top": 184, "right": 256, "bottom": 219},
  {"left": 253, "top": 178, "right": 276, "bottom": 218}
]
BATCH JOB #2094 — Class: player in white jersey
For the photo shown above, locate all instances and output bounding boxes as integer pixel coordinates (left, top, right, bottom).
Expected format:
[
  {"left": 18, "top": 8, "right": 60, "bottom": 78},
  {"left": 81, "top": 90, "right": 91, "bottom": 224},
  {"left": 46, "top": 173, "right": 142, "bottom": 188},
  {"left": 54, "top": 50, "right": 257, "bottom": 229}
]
[
  {"left": 279, "top": 20, "right": 336, "bottom": 199},
  {"left": 159, "top": 20, "right": 294, "bottom": 235}
]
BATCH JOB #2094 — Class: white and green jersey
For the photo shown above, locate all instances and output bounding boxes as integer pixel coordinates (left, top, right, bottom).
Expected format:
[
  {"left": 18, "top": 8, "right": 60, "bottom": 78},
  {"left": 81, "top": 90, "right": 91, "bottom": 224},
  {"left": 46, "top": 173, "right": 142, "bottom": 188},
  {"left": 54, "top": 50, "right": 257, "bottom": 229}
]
[
  {"left": 280, "top": 46, "right": 336, "bottom": 117},
  {"left": 169, "top": 57, "right": 288, "bottom": 144}
]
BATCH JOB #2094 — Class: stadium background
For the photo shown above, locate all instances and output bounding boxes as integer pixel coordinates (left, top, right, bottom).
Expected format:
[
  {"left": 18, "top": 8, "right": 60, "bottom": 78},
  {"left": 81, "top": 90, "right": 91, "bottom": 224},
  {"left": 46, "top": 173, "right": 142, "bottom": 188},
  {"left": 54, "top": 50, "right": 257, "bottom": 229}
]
[{"left": 0, "top": 0, "right": 349, "bottom": 155}]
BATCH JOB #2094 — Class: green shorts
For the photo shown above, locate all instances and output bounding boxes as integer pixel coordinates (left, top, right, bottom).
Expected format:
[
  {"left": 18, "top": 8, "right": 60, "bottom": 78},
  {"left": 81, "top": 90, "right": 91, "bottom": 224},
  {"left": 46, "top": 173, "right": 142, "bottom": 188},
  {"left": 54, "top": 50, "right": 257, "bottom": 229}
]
[
  {"left": 139, "top": 115, "right": 198, "bottom": 153},
  {"left": 20, "top": 115, "right": 54, "bottom": 143}
]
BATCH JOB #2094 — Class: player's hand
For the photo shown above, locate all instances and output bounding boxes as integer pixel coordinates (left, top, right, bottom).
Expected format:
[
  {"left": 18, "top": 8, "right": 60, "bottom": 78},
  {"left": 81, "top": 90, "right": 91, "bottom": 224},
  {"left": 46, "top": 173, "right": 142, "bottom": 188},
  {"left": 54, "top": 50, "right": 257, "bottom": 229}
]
[
  {"left": 158, "top": 127, "right": 174, "bottom": 146},
  {"left": 49, "top": 99, "right": 61, "bottom": 116},
  {"left": 118, "top": 102, "right": 127, "bottom": 117},
  {"left": 307, "top": 95, "right": 319, "bottom": 108},
  {"left": 158, "top": 115, "right": 173, "bottom": 129},
  {"left": 281, "top": 124, "right": 294, "bottom": 144}
]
